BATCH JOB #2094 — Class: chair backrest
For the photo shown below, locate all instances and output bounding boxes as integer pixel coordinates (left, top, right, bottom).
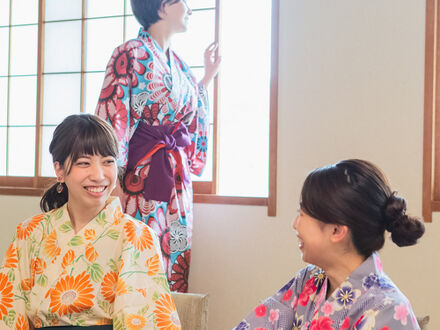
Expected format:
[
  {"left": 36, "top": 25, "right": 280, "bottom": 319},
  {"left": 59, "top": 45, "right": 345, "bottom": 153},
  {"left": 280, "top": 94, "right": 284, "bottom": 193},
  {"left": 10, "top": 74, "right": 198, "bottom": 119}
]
[{"left": 171, "top": 292, "right": 209, "bottom": 330}]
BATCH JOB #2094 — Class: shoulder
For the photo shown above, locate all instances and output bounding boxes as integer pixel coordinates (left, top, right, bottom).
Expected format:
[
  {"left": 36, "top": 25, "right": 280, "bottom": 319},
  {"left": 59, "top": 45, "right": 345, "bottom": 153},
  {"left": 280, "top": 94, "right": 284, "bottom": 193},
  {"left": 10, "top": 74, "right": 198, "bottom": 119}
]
[
  {"left": 119, "top": 214, "right": 159, "bottom": 241},
  {"left": 111, "top": 38, "right": 153, "bottom": 61},
  {"left": 15, "top": 212, "right": 51, "bottom": 241}
]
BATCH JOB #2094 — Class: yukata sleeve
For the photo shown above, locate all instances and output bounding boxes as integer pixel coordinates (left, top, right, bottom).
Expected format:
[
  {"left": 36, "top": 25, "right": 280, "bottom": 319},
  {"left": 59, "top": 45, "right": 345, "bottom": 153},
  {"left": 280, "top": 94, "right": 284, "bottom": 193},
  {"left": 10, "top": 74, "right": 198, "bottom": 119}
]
[
  {"left": 355, "top": 299, "right": 420, "bottom": 330},
  {"left": 184, "top": 76, "right": 210, "bottom": 176},
  {"left": 0, "top": 230, "right": 32, "bottom": 329},
  {"left": 233, "top": 266, "right": 313, "bottom": 330},
  {"left": 95, "top": 44, "right": 135, "bottom": 170},
  {"left": 112, "top": 219, "right": 181, "bottom": 329}
]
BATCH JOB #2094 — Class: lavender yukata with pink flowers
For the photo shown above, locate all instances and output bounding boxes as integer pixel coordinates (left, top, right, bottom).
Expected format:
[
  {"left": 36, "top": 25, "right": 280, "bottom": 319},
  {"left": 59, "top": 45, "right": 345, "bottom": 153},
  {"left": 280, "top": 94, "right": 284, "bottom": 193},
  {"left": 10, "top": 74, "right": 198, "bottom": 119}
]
[
  {"left": 234, "top": 253, "right": 420, "bottom": 330},
  {"left": 96, "top": 28, "right": 209, "bottom": 293}
]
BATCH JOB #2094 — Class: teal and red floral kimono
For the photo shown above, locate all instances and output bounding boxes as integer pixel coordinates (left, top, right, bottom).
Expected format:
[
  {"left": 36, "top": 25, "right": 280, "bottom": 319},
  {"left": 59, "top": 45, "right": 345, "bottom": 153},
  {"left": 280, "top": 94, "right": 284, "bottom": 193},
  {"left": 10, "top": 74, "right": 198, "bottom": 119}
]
[
  {"left": 234, "top": 253, "right": 420, "bottom": 330},
  {"left": 96, "top": 28, "right": 209, "bottom": 292}
]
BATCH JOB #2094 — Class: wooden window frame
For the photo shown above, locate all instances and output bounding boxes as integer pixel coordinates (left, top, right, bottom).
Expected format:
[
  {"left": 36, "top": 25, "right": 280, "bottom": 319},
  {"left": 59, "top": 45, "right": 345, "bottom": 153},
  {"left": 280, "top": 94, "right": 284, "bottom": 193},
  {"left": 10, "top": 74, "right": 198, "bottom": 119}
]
[
  {"left": 423, "top": 0, "right": 439, "bottom": 222},
  {"left": 0, "top": 0, "right": 279, "bottom": 217}
]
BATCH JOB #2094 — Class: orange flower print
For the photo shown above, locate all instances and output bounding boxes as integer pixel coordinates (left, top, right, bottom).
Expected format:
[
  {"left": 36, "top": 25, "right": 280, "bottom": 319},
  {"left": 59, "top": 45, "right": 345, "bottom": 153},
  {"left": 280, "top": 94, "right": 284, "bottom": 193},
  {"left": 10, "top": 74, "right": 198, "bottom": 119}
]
[
  {"left": 16, "top": 214, "right": 44, "bottom": 240},
  {"left": 49, "top": 271, "right": 95, "bottom": 316},
  {"left": 4, "top": 243, "right": 18, "bottom": 269},
  {"left": 136, "top": 288, "right": 147, "bottom": 297},
  {"left": 21, "top": 278, "right": 33, "bottom": 291},
  {"left": 61, "top": 250, "right": 75, "bottom": 269},
  {"left": 84, "top": 229, "right": 96, "bottom": 241},
  {"left": 125, "top": 314, "right": 147, "bottom": 330},
  {"left": 101, "top": 271, "right": 128, "bottom": 304},
  {"left": 145, "top": 254, "right": 160, "bottom": 276},
  {"left": 14, "top": 314, "right": 29, "bottom": 330},
  {"left": 124, "top": 221, "right": 153, "bottom": 251},
  {"left": 31, "top": 258, "right": 47, "bottom": 275},
  {"left": 96, "top": 318, "right": 112, "bottom": 325},
  {"left": 154, "top": 293, "right": 181, "bottom": 330},
  {"left": 44, "top": 229, "right": 61, "bottom": 263},
  {"left": 112, "top": 206, "right": 123, "bottom": 226},
  {"left": 0, "top": 273, "right": 14, "bottom": 319},
  {"left": 33, "top": 316, "right": 42, "bottom": 328},
  {"left": 101, "top": 271, "right": 117, "bottom": 303},
  {"left": 85, "top": 243, "right": 98, "bottom": 263},
  {"left": 119, "top": 258, "right": 125, "bottom": 272}
]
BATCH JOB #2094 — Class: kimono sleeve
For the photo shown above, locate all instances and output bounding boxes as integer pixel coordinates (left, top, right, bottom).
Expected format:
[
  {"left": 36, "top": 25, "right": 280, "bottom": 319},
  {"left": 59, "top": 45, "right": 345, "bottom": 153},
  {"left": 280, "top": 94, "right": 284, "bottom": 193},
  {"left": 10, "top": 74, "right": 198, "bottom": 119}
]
[
  {"left": 184, "top": 79, "right": 210, "bottom": 176},
  {"left": 112, "top": 219, "right": 181, "bottom": 329},
  {"left": 0, "top": 231, "right": 31, "bottom": 329},
  {"left": 356, "top": 299, "right": 420, "bottom": 330},
  {"left": 95, "top": 44, "right": 135, "bottom": 170},
  {"left": 233, "top": 266, "right": 313, "bottom": 330}
]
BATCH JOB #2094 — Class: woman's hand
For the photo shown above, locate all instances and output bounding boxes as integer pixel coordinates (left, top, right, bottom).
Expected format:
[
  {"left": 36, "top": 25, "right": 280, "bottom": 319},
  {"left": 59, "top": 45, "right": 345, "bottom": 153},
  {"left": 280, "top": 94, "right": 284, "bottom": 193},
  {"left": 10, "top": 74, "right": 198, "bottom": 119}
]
[{"left": 200, "top": 42, "right": 221, "bottom": 88}]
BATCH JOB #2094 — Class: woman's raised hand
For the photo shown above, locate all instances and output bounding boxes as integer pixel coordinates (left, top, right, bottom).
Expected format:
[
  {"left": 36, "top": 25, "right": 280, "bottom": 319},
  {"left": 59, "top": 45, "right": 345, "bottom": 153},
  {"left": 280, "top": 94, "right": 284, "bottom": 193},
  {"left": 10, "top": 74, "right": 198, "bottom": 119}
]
[{"left": 200, "top": 42, "right": 221, "bottom": 88}]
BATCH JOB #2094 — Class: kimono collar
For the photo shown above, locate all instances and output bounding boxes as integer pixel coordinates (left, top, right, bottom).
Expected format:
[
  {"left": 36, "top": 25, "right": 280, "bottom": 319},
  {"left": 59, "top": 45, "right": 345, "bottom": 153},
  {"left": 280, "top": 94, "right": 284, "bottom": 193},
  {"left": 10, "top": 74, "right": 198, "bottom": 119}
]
[
  {"left": 345, "top": 252, "right": 384, "bottom": 283},
  {"left": 137, "top": 27, "right": 174, "bottom": 68},
  {"left": 59, "top": 196, "right": 123, "bottom": 231}
]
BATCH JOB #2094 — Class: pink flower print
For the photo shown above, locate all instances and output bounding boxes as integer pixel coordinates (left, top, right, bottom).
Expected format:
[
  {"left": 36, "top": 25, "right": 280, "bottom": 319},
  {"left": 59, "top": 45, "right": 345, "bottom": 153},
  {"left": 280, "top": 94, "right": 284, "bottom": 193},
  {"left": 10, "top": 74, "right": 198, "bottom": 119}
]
[
  {"left": 309, "top": 316, "right": 334, "bottom": 330},
  {"left": 394, "top": 302, "right": 409, "bottom": 325},
  {"left": 340, "top": 317, "right": 350, "bottom": 330},
  {"left": 321, "top": 301, "right": 334, "bottom": 316},
  {"left": 268, "top": 309, "right": 279, "bottom": 324},
  {"left": 374, "top": 254, "right": 383, "bottom": 273},
  {"left": 291, "top": 296, "right": 298, "bottom": 309},
  {"left": 254, "top": 304, "right": 267, "bottom": 318},
  {"left": 255, "top": 328, "right": 268, "bottom": 330},
  {"left": 282, "top": 289, "right": 293, "bottom": 302},
  {"left": 379, "top": 327, "right": 391, "bottom": 330},
  {"left": 298, "top": 278, "right": 317, "bottom": 306}
]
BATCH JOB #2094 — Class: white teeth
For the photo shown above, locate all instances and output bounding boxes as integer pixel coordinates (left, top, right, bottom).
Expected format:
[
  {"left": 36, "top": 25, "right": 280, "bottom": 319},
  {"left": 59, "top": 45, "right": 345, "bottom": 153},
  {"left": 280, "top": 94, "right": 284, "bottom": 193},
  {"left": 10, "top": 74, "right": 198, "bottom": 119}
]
[{"left": 86, "top": 186, "right": 105, "bottom": 193}]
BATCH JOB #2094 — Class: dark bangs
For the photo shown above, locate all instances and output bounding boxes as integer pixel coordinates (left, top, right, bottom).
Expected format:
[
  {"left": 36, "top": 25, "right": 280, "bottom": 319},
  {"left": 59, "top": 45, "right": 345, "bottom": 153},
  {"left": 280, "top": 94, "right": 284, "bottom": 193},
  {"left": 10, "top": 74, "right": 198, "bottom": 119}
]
[{"left": 50, "top": 114, "right": 118, "bottom": 173}]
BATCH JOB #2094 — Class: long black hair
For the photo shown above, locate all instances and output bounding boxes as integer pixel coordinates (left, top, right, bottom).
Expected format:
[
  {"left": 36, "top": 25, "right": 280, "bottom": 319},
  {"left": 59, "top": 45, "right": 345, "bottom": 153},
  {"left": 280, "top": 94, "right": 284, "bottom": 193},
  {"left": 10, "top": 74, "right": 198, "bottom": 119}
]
[
  {"left": 40, "top": 114, "right": 119, "bottom": 212},
  {"left": 300, "top": 159, "right": 424, "bottom": 257}
]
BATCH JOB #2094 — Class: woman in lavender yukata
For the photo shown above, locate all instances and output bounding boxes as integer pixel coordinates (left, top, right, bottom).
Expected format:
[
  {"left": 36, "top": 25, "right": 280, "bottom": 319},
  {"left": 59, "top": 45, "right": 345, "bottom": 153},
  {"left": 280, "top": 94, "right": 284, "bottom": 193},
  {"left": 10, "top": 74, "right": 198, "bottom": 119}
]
[
  {"left": 96, "top": 0, "right": 220, "bottom": 292},
  {"left": 235, "top": 159, "right": 425, "bottom": 330}
]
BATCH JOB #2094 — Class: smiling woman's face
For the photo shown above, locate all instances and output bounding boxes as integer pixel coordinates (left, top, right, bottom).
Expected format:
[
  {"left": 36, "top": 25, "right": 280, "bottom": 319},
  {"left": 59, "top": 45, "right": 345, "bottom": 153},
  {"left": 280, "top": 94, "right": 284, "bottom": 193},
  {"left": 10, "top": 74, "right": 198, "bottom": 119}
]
[
  {"left": 160, "top": 0, "right": 192, "bottom": 33},
  {"left": 293, "top": 209, "right": 334, "bottom": 267},
  {"left": 55, "top": 154, "right": 117, "bottom": 215}
]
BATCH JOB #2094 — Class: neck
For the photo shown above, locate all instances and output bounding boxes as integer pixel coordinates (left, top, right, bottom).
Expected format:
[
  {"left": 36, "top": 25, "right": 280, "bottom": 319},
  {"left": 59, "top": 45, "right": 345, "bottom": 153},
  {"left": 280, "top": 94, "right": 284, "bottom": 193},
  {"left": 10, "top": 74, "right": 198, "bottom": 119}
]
[
  {"left": 147, "top": 22, "right": 173, "bottom": 52},
  {"left": 323, "top": 252, "right": 365, "bottom": 299},
  {"left": 66, "top": 201, "right": 103, "bottom": 233}
]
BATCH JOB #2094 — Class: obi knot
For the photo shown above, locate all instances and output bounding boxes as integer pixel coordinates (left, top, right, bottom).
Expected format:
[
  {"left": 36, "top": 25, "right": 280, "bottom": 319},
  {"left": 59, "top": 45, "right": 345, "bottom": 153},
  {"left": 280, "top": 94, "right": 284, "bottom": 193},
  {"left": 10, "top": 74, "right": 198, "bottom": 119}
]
[{"left": 126, "top": 121, "right": 191, "bottom": 202}]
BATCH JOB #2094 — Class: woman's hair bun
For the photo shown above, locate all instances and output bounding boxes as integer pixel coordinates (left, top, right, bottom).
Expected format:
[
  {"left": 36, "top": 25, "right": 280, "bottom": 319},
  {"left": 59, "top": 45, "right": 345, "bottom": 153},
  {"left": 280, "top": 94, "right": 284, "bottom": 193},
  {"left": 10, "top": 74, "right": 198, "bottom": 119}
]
[{"left": 384, "top": 193, "right": 425, "bottom": 247}]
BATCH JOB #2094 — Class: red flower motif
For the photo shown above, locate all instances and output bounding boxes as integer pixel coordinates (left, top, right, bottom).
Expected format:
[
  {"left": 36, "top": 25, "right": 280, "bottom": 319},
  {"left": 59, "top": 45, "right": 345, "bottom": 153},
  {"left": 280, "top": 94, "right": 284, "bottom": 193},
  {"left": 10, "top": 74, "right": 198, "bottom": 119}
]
[
  {"left": 282, "top": 289, "right": 293, "bottom": 302},
  {"left": 298, "top": 278, "right": 317, "bottom": 306},
  {"left": 170, "top": 250, "right": 190, "bottom": 293},
  {"left": 96, "top": 40, "right": 148, "bottom": 120},
  {"left": 379, "top": 327, "right": 391, "bottom": 330},
  {"left": 341, "top": 317, "right": 350, "bottom": 330},
  {"left": 112, "top": 99, "right": 128, "bottom": 141},
  {"left": 309, "top": 316, "right": 334, "bottom": 330},
  {"left": 254, "top": 304, "right": 267, "bottom": 318}
]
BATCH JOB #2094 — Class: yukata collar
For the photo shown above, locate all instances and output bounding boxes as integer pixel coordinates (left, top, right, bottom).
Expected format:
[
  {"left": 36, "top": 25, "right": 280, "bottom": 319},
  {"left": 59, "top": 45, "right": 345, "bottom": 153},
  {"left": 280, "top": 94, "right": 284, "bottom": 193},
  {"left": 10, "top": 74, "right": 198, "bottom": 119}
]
[
  {"left": 138, "top": 27, "right": 167, "bottom": 53},
  {"left": 346, "top": 252, "right": 384, "bottom": 283},
  {"left": 137, "top": 27, "right": 174, "bottom": 68}
]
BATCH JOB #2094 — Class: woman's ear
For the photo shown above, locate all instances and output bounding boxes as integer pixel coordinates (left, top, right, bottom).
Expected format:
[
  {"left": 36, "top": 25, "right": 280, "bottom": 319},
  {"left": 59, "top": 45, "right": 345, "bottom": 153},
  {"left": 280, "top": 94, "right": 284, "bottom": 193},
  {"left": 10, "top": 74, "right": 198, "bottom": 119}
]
[
  {"left": 330, "top": 224, "right": 349, "bottom": 243},
  {"left": 54, "top": 162, "right": 64, "bottom": 182}
]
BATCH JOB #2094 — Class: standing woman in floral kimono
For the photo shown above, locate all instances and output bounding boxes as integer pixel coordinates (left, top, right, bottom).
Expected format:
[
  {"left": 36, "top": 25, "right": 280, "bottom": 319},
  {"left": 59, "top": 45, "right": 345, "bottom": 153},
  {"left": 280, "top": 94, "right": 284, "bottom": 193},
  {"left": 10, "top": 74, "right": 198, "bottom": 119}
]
[
  {"left": 95, "top": 0, "right": 220, "bottom": 293},
  {"left": 0, "top": 114, "right": 181, "bottom": 329},
  {"left": 234, "top": 159, "right": 425, "bottom": 330}
]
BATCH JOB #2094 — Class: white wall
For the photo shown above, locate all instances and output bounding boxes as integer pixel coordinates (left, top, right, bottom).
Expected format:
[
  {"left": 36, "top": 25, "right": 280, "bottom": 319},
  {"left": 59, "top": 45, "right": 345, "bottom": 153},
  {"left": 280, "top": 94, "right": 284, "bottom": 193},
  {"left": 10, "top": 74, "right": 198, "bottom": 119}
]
[{"left": 1, "top": 1, "right": 439, "bottom": 329}]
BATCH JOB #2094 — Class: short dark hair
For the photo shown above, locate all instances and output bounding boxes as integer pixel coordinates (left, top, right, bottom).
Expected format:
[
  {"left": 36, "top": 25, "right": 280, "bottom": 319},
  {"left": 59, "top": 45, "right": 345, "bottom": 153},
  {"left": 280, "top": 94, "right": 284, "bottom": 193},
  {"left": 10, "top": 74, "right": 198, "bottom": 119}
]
[
  {"left": 40, "top": 114, "right": 119, "bottom": 212},
  {"left": 131, "top": 0, "right": 179, "bottom": 30},
  {"left": 300, "top": 159, "right": 424, "bottom": 257}
]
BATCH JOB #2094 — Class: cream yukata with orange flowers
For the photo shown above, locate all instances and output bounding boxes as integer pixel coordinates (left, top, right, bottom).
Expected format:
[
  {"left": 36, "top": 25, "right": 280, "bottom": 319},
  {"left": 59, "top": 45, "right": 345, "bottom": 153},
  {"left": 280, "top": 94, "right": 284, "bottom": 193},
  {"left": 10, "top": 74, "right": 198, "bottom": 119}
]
[{"left": 0, "top": 197, "right": 181, "bottom": 329}]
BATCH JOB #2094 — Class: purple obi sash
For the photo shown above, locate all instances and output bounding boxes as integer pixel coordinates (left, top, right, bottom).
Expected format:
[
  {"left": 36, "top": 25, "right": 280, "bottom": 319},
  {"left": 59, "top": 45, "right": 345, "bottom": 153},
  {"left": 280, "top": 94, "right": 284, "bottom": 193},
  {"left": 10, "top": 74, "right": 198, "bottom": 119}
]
[{"left": 125, "top": 121, "right": 191, "bottom": 202}]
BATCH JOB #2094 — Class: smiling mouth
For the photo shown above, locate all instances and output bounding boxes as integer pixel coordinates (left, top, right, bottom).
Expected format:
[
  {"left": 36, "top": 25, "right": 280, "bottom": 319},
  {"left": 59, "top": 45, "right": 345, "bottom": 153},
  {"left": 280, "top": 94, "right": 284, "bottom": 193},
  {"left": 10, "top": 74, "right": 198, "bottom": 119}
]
[
  {"left": 84, "top": 186, "right": 106, "bottom": 193},
  {"left": 296, "top": 234, "right": 304, "bottom": 248}
]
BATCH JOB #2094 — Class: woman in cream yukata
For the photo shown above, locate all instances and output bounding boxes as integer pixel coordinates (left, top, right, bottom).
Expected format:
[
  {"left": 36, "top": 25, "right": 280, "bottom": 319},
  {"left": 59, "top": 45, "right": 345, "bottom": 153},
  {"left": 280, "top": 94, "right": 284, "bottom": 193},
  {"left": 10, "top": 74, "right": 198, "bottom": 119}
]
[
  {"left": 0, "top": 114, "right": 181, "bottom": 329},
  {"left": 234, "top": 159, "right": 425, "bottom": 330},
  {"left": 96, "top": 0, "right": 220, "bottom": 293}
]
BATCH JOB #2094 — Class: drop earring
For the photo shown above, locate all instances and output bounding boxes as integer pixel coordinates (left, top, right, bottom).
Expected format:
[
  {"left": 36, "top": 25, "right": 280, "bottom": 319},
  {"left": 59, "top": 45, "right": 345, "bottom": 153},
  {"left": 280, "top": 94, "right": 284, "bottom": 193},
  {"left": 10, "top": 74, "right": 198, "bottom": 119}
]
[{"left": 56, "top": 181, "right": 64, "bottom": 194}]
